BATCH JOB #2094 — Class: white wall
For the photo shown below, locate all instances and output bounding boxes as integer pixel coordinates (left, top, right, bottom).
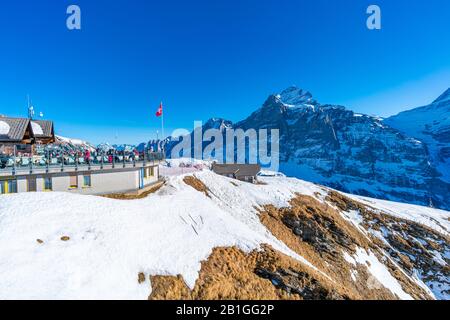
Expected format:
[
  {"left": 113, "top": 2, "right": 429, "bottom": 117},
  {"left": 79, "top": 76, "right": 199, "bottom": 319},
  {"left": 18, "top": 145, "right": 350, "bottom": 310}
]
[
  {"left": 12, "top": 164, "right": 159, "bottom": 195},
  {"left": 17, "top": 176, "right": 27, "bottom": 192}
]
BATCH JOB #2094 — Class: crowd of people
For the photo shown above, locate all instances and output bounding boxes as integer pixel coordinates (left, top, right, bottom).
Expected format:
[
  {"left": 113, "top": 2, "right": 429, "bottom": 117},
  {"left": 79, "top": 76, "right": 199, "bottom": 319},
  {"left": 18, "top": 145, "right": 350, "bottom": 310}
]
[{"left": 0, "top": 143, "right": 164, "bottom": 169}]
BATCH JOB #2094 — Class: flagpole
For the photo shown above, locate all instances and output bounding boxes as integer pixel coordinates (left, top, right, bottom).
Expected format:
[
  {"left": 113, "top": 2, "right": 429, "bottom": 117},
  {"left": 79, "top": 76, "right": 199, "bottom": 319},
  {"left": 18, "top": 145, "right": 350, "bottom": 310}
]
[
  {"left": 161, "top": 102, "right": 165, "bottom": 152},
  {"left": 161, "top": 106, "right": 164, "bottom": 140}
]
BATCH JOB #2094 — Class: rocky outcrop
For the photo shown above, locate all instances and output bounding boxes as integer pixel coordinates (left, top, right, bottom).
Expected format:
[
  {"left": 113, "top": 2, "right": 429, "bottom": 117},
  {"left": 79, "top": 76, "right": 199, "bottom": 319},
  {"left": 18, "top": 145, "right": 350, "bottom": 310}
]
[
  {"left": 259, "top": 194, "right": 434, "bottom": 300},
  {"left": 149, "top": 190, "right": 446, "bottom": 300},
  {"left": 326, "top": 191, "right": 450, "bottom": 299},
  {"left": 149, "top": 246, "right": 347, "bottom": 300}
]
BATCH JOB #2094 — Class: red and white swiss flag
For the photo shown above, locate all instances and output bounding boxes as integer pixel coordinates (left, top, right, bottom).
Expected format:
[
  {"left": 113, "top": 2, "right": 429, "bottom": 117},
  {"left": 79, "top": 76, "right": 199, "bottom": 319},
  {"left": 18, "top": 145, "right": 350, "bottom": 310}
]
[{"left": 155, "top": 102, "right": 163, "bottom": 117}]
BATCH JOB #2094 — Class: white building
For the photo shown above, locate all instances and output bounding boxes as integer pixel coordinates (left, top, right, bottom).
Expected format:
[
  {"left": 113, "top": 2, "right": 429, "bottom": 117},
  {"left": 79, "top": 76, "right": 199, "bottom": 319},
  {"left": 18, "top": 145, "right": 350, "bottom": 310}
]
[
  {"left": 1, "top": 115, "right": 163, "bottom": 195},
  {"left": 0, "top": 162, "right": 160, "bottom": 195}
]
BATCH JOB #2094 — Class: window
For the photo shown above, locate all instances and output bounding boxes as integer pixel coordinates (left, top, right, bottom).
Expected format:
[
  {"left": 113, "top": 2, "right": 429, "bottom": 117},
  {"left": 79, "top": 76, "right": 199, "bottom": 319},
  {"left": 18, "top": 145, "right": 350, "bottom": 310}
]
[
  {"left": 27, "top": 177, "right": 37, "bottom": 192},
  {"left": 8, "top": 180, "right": 17, "bottom": 193},
  {"left": 44, "top": 176, "right": 52, "bottom": 191},
  {"left": 0, "top": 179, "right": 17, "bottom": 194},
  {"left": 143, "top": 167, "right": 154, "bottom": 180},
  {"left": 69, "top": 174, "right": 78, "bottom": 189},
  {"left": 83, "top": 175, "right": 91, "bottom": 187}
]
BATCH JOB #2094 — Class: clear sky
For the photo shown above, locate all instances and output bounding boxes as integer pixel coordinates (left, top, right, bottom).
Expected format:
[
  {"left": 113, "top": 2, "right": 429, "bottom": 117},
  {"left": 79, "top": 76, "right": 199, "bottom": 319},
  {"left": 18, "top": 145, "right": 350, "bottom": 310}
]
[{"left": 0, "top": 0, "right": 449, "bottom": 144}]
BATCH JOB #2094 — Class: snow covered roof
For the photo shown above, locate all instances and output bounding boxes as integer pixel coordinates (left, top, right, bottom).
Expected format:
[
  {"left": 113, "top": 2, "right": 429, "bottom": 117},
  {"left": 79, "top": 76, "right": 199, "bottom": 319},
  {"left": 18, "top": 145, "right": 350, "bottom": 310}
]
[
  {"left": 31, "top": 121, "right": 43, "bottom": 135},
  {"left": 31, "top": 120, "right": 54, "bottom": 138},
  {"left": 0, "top": 121, "right": 10, "bottom": 135},
  {"left": 0, "top": 117, "right": 54, "bottom": 143},
  {"left": 0, "top": 117, "right": 32, "bottom": 142}
]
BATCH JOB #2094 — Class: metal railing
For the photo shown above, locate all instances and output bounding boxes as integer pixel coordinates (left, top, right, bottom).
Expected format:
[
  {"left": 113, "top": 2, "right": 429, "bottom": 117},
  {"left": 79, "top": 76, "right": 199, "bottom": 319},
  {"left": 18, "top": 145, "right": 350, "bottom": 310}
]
[{"left": 0, "top": 150, "right": 165, "bottom": 176}]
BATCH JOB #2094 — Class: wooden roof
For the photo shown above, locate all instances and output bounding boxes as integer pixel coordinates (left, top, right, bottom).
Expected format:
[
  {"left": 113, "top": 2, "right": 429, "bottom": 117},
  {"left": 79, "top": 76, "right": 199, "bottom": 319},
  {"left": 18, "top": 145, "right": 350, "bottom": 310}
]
[
  {"left": 0, "top": 117, "right": 54, "bottom": 143},
  {"left": 0, "top": 117, "right": 32, "bottom": 142}
]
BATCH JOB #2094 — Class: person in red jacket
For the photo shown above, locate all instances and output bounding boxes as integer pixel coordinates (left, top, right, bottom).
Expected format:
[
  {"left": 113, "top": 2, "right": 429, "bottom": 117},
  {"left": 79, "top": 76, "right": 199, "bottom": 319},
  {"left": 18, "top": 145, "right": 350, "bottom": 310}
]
[{"left": 84, "top": 149, "right": 91, "bottom": 164}]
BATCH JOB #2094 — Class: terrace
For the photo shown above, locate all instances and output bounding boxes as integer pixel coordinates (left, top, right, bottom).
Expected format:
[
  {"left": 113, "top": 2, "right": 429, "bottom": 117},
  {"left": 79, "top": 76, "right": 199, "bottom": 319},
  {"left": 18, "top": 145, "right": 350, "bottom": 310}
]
[
  {"left": 0, "top": 149, "right": 165, "bottom": 177},
  {"left": 0, "top": 116, "right": 165, "bottom": 195}
]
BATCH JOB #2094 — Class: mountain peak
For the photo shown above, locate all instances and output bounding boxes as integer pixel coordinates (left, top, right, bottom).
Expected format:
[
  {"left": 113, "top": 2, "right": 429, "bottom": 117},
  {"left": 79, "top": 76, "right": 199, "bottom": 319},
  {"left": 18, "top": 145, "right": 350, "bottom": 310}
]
[
  {"left": 204, "top": 117, "right": 233, "bottom": 131},
  {"left": 278, "top": 86, "right": 317, "bottom": 107},
  {"left": 433, "top": 88, "right": 450, "bottom": 104}
]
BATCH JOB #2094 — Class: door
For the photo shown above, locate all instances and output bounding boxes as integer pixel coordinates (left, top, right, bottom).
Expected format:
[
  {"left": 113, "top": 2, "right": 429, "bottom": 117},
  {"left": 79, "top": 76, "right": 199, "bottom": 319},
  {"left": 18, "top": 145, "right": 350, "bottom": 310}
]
[{"left": 27, "top": 177, "right": 37, "bottom": 192}]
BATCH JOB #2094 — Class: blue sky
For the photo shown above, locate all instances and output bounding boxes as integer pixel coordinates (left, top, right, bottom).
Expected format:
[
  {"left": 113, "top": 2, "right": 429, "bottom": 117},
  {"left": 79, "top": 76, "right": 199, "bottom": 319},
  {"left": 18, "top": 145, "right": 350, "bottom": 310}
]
[{"left": 0, "top": 0, "right": 449, "bottom": 144}]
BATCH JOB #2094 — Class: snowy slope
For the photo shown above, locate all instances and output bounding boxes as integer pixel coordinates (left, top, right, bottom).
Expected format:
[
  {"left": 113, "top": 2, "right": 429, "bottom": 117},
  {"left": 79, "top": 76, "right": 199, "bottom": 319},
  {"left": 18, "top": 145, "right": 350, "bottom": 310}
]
[
  {"left": 56, "top": 135, "right": 97, "bottom": 152},
  {"left": 56, "top": 135, "right": 90, "bottom": 146},
  {"left": 0, "top": 170, "right": 448, "bottom": 300},
  {"left": 349, "top": 193, "right": 450, "bottom": 237},
  {"left": 0, "top": 171, "right": 323, "bottom": 300}
]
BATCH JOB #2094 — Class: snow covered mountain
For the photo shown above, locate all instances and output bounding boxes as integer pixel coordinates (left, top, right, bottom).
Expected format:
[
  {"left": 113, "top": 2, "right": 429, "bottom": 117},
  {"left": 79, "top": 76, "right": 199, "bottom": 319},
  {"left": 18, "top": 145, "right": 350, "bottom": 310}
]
[
  {"left": 385, "top": 88, "right": 450, "bottom": 184},
  {"left": 163, "top": 86, "right": 450, "bottom": 211},
  {"left": 0, "top": 168, "right": 448, "bottom": 300},
  {"left": 56, "top": 135, "right": 97, "bottom": 151}
]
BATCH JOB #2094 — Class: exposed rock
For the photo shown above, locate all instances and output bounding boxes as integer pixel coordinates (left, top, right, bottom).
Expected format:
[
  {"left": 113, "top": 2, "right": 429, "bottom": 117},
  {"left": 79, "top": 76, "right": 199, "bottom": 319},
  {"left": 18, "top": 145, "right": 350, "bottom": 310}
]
[
  {"left": 138, "top": 272, "right": 146, "bottom": 284},
  {"left": 326, "top": 191, "right": 450, "bottom": 299},
  {"left": 149, "top": 246, "right": 352, "bottom": 300},
  {"left": 260, "top": 194, "right": 434, "bottom": 300},
  {"left": 183, "top": 176, "right": 211, "bottom": 198},
  {"left": 254, "top": 267, "right": 347, "bottom": 300}
]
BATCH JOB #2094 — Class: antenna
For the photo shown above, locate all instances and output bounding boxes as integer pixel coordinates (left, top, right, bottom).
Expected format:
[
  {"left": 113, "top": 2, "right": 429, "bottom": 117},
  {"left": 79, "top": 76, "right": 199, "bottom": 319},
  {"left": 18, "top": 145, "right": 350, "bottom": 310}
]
[{"left": 27, "top": 94, "right": 35, "bottom": 119}]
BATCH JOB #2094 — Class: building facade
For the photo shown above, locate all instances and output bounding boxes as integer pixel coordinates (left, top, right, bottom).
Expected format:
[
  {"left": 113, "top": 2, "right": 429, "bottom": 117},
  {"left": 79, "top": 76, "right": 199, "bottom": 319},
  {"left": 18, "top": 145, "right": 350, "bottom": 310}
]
[
  {"left": 0, "top": 163, "right": 160, "bottom": 195},
  {"left": 0, "top": 116, "right": 55, "bottom": 152},
  {"left": 1, "top": 115, "right": 164, "bottom": 195}
]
